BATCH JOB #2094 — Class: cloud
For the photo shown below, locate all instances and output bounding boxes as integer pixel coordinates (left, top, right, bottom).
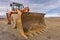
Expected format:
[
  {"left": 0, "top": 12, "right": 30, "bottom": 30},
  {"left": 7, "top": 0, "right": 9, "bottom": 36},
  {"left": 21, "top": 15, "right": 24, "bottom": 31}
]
[
  {"left": 28, "top": 0, "right": 60, "bottom": 13},
  {"left": 9, "top": 0, "right": 60, "bottom": 13},
  {"left": 10, "top": 0, "right": 60, "bottom": 13},
  {"left": 0, "top": 11, "right": 7, "bottom": 18},
  {"left": 45, "top": 13, "right": 59, "bottom": 17},
  {"left": 0, "top": 0, "right": 10, "bottom": 16},
  {"left": 0, "top": 12, "right": 6, "bottom": 15},
  {"left": 0, "top": 6, "right": 10, "bottom": 11},
  {"left": 0, "top": 0, "right": 10, "bottom": 2},
  {"left": 0, "top": 0, "right": 60, "bottom": 17},
  {"left": 10, "top": 0, "right": 29, "bottom": 5}
]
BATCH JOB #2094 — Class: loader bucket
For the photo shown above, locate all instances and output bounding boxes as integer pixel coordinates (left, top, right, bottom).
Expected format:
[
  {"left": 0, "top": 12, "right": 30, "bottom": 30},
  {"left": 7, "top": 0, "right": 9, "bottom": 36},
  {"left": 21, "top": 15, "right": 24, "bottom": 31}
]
[
  {"left": 11, "top": 12, "right": 47, "bottom": 39},
  {"left": 16, "top": 12, "right": 47, "bottom": 38}
]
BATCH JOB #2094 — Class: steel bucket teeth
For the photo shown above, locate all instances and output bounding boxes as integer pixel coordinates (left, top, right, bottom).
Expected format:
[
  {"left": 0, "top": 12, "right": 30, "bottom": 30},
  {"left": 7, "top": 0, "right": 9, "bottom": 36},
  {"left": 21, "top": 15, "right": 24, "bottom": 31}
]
[
  {"left": 36, "top": 31, "right": 41, "bottom": 34},
  {"left": 33, "top": 32, "right": 38, "bottom": 35},
  {"left": 26, "top": 33, "right": 33, "bottom": 37},
  {"left": 42, "top": 27, "right": 48, "bottom": 32},
  {"left": 28, "top": 33, "right": 33, "bottom": 37}
]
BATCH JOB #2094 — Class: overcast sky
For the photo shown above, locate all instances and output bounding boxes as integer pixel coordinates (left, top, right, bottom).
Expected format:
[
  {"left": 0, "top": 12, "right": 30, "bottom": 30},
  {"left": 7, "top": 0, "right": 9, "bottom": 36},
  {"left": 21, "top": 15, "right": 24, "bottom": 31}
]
[{"left": 0, "top": 0, "right": 60, "bottom": 17}]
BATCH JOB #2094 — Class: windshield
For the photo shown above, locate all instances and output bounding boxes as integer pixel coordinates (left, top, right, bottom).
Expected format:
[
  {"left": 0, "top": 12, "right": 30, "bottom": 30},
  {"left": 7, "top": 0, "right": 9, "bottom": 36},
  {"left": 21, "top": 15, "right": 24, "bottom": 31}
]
[
  {"left": 13, "top": 6, "right": 18, "bottom": 9},
  {"left": 13, "top": 5, "right": 24, "bottom": 10},
  {"left": 18, "top": 5, "right": 24, "bottom": 9}
]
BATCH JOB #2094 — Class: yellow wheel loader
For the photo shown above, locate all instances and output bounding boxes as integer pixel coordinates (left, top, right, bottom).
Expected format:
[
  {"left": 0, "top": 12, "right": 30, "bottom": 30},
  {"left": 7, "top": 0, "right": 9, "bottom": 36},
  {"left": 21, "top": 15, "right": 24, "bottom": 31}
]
[{"left": 7, "top": 2, "right": 48, "bottom": 39}]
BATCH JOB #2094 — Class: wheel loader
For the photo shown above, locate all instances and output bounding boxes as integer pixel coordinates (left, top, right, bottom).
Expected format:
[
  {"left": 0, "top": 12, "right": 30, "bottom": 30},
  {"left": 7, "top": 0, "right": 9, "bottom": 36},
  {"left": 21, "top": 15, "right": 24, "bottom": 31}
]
[{"left": 7, "top": 2, "right": 48, "bottom": 39}]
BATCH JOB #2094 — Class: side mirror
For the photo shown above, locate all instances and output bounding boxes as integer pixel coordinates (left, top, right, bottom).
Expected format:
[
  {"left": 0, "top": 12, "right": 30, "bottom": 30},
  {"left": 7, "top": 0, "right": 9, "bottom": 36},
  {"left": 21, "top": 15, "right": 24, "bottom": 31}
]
[{"left": 10, "top": 3, "right": 12, "bottom": 6}]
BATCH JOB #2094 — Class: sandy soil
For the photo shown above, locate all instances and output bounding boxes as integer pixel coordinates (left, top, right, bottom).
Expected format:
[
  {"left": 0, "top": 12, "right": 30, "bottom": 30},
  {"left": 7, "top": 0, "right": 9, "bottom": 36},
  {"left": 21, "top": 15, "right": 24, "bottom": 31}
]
[{"left": 0, "top": 17, "right": 60, "bottom": 40}]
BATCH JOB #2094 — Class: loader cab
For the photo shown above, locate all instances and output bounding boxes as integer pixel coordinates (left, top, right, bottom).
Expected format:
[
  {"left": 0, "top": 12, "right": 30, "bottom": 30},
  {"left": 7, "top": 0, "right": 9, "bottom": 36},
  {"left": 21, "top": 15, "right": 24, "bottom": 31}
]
[{"left": 10, "top": 2, "right": 24, "bottom": 10}]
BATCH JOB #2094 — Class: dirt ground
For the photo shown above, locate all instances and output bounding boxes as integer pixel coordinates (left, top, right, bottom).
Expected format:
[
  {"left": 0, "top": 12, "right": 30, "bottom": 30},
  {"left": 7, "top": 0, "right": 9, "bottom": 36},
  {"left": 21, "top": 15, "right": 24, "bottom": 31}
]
[{"left": 0, "top": 17, "right": 60, "bottom": 40}]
